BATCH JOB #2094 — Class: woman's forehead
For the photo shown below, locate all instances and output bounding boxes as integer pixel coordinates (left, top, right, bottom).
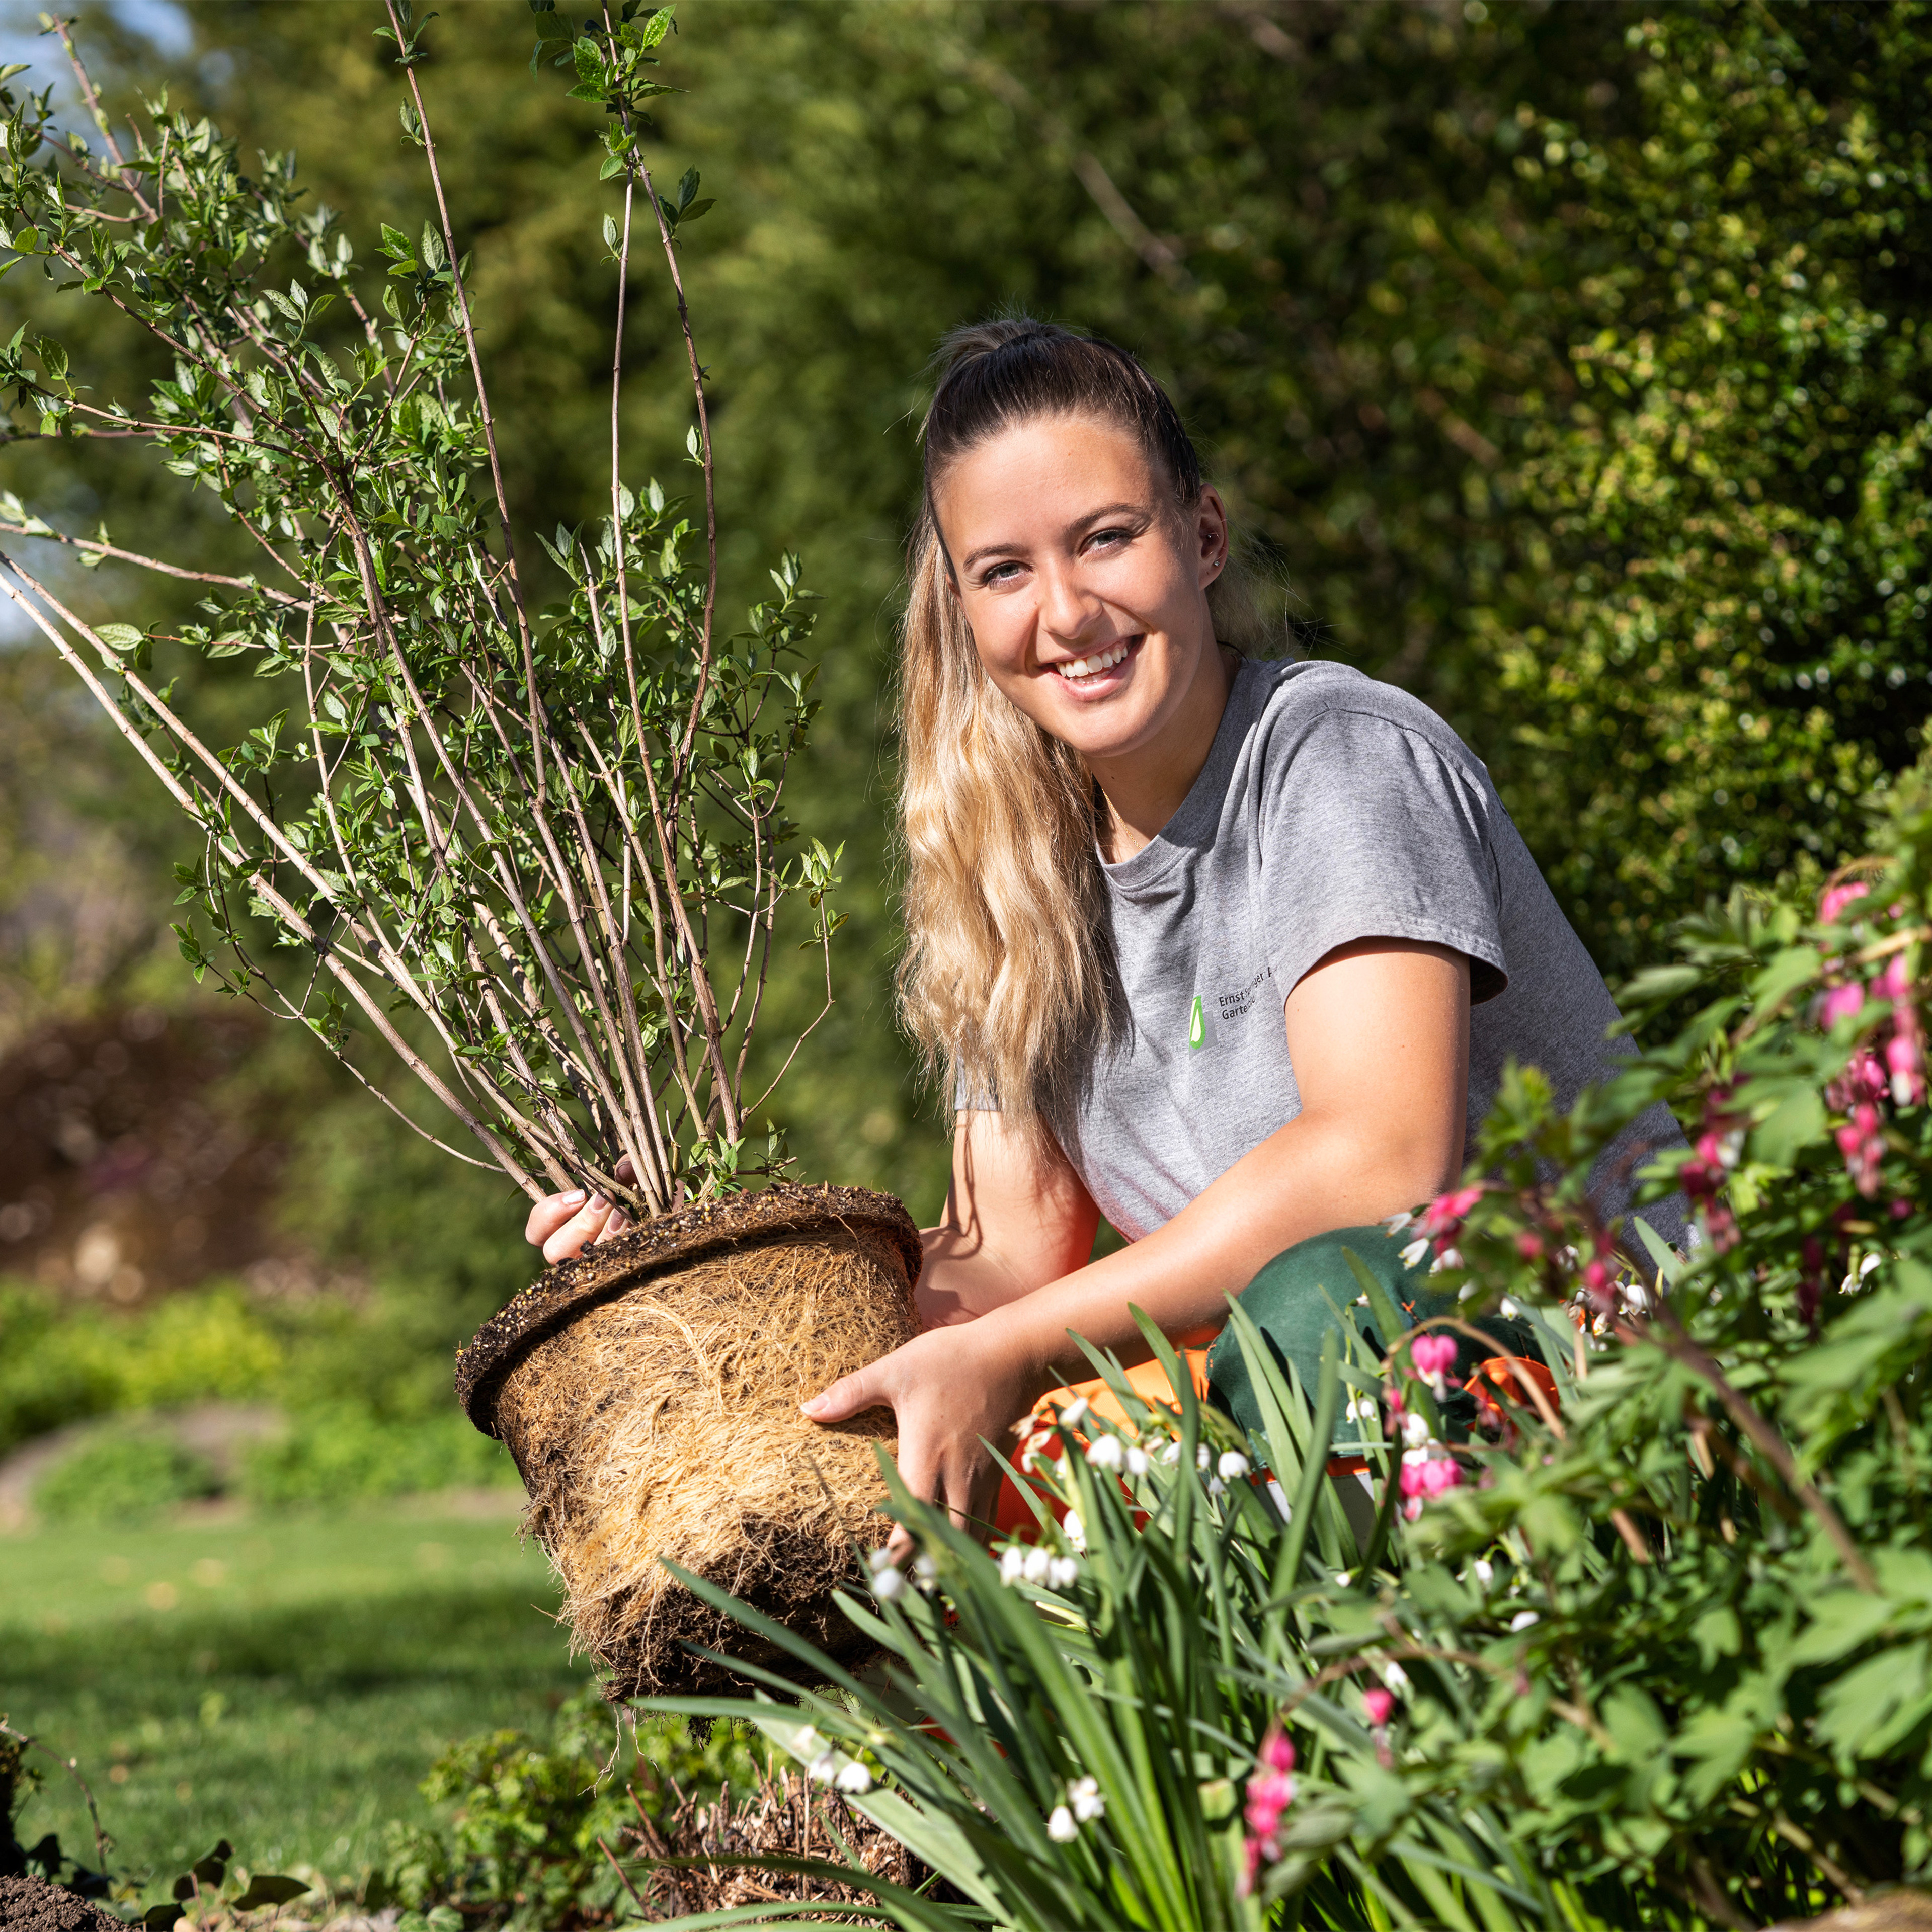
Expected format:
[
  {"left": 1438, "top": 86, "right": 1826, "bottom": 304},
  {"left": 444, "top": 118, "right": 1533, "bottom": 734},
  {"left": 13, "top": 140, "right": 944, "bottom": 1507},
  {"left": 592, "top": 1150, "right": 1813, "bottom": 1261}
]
[{"left": 934, "top": 413, "right": 1162, "bottom": 522}]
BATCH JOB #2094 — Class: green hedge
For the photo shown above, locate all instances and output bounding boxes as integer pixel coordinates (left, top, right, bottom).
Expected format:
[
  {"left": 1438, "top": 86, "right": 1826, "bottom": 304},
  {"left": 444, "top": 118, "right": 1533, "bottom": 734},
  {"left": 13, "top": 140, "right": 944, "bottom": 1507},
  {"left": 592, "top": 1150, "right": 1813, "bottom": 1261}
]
[{"left": 1, "top": 1285, "right": 518, "bottom": 1510}]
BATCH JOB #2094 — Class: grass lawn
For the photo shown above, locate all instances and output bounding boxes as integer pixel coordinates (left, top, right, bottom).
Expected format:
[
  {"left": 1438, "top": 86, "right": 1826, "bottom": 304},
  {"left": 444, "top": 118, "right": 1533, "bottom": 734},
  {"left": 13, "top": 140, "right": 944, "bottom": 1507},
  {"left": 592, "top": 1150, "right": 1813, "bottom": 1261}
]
[{"left": 1, "top": 1497, "right": 595, "bottom": 1892}]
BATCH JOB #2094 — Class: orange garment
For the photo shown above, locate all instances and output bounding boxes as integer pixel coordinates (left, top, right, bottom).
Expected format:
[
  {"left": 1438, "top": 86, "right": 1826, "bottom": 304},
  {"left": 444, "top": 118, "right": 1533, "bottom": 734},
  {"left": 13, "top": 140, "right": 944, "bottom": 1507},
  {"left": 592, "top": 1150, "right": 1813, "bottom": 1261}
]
[
  {"left": 991, "top": 1347, "right": 1209, "bottom": 1538},
  {"left": 1470, "top": 1354, "right": 1561, "bottom": 1427}
]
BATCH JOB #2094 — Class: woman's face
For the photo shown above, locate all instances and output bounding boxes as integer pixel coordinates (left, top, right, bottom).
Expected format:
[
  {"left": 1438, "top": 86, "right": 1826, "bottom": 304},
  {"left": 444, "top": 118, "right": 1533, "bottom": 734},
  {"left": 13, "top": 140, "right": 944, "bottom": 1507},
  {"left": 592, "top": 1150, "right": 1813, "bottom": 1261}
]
[{"left": 932, "top": 412, "right": 1229, "bottom": 770}]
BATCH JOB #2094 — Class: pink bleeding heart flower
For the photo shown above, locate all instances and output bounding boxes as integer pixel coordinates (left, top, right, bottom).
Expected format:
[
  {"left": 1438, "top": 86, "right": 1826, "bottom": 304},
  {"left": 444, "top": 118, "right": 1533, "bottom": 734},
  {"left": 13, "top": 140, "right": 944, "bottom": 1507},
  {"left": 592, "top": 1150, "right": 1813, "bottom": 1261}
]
[
  {"left": 1826, "top": 1050, "right": 1888, "bottom": 1113},
  {"left": 1239, "top": 1727, "right": 1298, "bottom": 1894},
  {"left": 1582, "top": 1258, "right": 1616, "bottom": 1310},
  {"left": 1876, "top": 955, "right": 1913, "bottom": 1002},
  {"left": 1702, "top": 1201, "right": 1740, "bottom": 1254},
  {"left": 1243, "top": 1837, "right": 1265, "bottom": 1896},
  {"left": 1362, "top": 1688, "right": 1396, "bottom": 1727},
  {"left": 1819, "top": 982, "right": 1866, "bottom": 1029},
  {"left": 1837, "top": 1102, "right": 1886, "bottom": 1197},
  {"left": 1819, "top": 880, "right": 1870, "bottom": 926},
  {"left": 1516, "top": 1230, "right": 1544, "bottom": 1260},
  {"left": 1244, "top": 1768, "right": 1297, "bottom": 1831},
  {"left": 1420, "top": 1184, "right": 1485, "bottom": 1241},
  {"left": 1410, "top": 1334, "right": 1458, "bottom": 1380},
  {"left": 1678, "top": 1151, "right": 1719, "bottom": 1200},
  {"left": 1887, "top": 1031, "right": 1924, "bottom": 1107}
]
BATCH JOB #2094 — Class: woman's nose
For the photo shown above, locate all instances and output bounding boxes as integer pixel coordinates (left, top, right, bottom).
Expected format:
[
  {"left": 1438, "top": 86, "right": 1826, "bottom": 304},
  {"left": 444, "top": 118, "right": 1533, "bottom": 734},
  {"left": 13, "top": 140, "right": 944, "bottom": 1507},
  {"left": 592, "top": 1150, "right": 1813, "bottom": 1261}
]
[{"left": 1036, "top": 561, "right": 1102, "bottom": 646}]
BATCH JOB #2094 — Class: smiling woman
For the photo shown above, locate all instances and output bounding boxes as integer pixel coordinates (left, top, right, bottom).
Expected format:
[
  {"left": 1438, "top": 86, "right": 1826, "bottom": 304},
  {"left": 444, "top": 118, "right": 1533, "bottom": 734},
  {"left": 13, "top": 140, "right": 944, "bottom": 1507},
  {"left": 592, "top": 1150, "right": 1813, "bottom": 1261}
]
[{"left": 528, "top": 317, "right": 1688, "bottom": 1546}]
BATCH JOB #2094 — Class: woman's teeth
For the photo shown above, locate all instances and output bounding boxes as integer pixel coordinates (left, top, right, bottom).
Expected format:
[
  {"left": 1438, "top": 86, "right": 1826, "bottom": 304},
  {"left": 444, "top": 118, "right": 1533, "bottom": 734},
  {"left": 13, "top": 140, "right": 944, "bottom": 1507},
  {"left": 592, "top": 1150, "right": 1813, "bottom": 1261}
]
[{"left": 1057, "top": 642, "right": 1130, "bottom": 682}]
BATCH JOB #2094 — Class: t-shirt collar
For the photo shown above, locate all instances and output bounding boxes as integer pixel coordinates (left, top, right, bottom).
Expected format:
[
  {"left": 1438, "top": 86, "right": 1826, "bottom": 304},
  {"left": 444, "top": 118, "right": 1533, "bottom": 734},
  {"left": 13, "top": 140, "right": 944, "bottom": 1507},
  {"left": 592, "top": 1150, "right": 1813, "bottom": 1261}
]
[{"left": 1099, "top": 656, "right": 1271, "bottom": 895}]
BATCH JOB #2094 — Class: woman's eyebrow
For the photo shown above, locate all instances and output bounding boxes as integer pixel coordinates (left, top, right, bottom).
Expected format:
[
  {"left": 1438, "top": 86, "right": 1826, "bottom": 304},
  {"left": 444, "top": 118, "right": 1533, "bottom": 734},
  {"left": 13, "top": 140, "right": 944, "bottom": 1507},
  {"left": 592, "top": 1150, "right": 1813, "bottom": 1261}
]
[{"left": 957, "top": 502, "right": 1150, "bottom": 574}]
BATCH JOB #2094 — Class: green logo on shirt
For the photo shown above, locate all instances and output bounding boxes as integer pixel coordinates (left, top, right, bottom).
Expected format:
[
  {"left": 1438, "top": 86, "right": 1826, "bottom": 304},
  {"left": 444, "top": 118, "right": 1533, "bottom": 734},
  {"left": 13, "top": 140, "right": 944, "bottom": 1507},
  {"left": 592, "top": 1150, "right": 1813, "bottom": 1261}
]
[{"left": 1188, "top": 994, "right": 1205, "bottom": 1050}]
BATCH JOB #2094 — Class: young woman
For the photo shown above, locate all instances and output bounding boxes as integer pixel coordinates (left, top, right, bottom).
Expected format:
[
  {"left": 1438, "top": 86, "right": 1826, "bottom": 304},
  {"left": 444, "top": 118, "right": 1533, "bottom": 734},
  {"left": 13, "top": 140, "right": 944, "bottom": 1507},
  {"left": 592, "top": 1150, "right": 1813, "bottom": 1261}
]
[{"left": 525, "top": 319, "right": 1684, "bottom": 1543}]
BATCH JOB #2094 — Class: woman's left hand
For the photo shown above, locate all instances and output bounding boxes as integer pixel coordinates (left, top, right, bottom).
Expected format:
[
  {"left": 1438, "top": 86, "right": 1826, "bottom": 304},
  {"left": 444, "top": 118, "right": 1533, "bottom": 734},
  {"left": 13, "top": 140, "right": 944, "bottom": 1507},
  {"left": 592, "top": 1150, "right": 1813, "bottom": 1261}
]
[{"left": 801, "top": 1317, "right": 1045, "bottom": 1561}]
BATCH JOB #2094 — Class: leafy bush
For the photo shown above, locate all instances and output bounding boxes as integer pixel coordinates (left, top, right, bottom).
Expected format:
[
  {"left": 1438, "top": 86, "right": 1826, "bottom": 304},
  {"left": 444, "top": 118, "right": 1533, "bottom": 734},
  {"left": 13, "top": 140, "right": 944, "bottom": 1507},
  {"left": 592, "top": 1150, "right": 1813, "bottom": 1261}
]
[
  {"left": 372, "top": 1687, "right": 762, "bottom": 1932},
  {"left": 648, "top": 769, "right": 1932, "bottom": 1929},
  {"left": 31, "top": 1421, "right": 221, "bottom": 1526},
  {"left": 1480, "top": 2, "right": 1932, "bottom": 969},
  {"left": 0, "top": 1285, "right": 520, "bottom": 1507},
  {"left": 241, "top": 1403, "right": 517, "bottom": 1506},
  {"left": 0, "top": 1285, "right": 282, "bottom": 1458}
]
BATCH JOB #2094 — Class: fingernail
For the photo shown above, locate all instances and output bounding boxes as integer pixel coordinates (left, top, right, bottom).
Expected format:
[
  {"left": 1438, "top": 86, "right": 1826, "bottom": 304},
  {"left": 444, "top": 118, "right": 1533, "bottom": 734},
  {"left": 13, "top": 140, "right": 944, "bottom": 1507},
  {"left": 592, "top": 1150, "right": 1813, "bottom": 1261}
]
[
  {"left": 558, "top": 1189, "right": 586, "bottom": 1208},
  {"left": 588, "top": 1192, "right": 609, "bottom": 1212},
  {"left": 605, "top": 1210, "right": 629, "bottom": 1236},
  {"left": 800, "top": 1396, "right": 826, "bottom": 1418}
]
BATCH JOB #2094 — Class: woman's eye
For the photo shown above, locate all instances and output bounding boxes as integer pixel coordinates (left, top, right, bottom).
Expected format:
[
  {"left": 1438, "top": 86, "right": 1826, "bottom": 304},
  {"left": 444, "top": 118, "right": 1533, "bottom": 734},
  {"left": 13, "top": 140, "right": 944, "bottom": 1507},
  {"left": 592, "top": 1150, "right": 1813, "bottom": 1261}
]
[
  {"left": 980, "top": 561, "right": 1022, "bottom": 586},
  {"left": 1086, "top": 527, "right": 1131, "bottom": 553}
]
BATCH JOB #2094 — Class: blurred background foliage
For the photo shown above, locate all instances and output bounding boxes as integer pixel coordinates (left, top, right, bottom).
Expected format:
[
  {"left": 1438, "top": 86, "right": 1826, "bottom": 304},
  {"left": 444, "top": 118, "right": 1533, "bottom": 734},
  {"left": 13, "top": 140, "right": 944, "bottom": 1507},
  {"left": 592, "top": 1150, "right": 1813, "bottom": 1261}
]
[{"left": 1, "top": 0, "right": 1929, "bottom": 1443}]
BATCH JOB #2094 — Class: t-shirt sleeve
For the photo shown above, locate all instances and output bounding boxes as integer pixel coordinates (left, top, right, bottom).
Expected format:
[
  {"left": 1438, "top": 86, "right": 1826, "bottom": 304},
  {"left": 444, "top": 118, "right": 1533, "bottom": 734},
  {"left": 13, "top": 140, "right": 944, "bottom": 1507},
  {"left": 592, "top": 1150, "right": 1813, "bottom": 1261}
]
[
  {"left": 952, "top": 1066, "right": 1000, "bottom": 1112},
  {"left": 1256, "top": 707, "right": 1509, "bottom": 1005}
]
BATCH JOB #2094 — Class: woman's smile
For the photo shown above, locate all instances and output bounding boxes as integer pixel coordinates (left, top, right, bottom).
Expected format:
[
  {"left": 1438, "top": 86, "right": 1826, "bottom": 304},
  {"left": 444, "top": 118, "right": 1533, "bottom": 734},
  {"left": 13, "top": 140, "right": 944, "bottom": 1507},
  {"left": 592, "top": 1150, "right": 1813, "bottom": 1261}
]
[{"left": 1049, "top": 634, "right": 1141, "bottom": 693}]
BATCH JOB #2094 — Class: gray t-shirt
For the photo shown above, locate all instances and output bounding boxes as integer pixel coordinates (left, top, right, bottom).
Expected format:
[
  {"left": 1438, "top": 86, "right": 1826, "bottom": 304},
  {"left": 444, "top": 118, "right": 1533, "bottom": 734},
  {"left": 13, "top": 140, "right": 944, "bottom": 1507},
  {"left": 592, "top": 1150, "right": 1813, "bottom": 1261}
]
[{"left": 974, "top": 658, "right": 1684, "bottom": 1247}]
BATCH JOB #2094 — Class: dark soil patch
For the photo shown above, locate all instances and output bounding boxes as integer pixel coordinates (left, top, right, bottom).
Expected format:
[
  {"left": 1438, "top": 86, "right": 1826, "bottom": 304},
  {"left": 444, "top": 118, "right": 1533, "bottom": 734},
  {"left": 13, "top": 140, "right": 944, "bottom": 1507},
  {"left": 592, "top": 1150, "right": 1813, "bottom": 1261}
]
[{"left": 0, "top": 1874, "right": 123, "bottom": 1932}]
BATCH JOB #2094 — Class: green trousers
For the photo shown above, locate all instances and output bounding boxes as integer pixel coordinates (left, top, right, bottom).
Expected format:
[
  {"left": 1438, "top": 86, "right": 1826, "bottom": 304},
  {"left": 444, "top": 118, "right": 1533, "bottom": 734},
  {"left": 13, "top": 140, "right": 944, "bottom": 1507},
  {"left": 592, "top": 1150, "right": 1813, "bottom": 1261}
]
[{"left": 1202, "top": 1224, "right": 1537, "bottom": 1454}]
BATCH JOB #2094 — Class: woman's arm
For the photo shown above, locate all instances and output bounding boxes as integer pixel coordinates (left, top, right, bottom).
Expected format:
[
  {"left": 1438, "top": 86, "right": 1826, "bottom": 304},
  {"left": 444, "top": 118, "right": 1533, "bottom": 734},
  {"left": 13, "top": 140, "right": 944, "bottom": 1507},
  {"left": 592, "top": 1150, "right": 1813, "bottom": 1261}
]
[
  {"left": 916, "top": 1111, "right": 1099, "bottom": 1329},
  {"left": 803, "top": 937, "right": 1471, "bottom": 1544},
  {"left": 519, "top": 1098, "right": 1100, "bottom": 1292}
]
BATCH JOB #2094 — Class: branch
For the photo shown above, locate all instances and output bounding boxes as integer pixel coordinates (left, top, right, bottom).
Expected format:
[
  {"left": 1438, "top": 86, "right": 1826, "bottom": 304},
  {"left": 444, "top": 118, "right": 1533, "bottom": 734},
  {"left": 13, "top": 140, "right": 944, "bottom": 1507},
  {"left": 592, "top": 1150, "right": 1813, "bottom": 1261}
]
[
  {"left": 384, "top": 0, "right": 547, "bottom": 800},
  {"left": 0, "top": 519, "right": 309, "bottom": 606},
  {"left": 0, "top": 561, "right": 541, "bottom": 1198},
  {"left": 52, "top": 20, "right": 158, "bottom": 221}
]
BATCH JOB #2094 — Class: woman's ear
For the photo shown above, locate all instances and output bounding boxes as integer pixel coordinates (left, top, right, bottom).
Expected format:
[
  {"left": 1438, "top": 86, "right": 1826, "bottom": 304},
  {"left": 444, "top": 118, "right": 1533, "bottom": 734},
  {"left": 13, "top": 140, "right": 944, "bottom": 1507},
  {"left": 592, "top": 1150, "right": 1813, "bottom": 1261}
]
[{"left": 1196, "top": 487, "right": 1230, "bottom": 585}]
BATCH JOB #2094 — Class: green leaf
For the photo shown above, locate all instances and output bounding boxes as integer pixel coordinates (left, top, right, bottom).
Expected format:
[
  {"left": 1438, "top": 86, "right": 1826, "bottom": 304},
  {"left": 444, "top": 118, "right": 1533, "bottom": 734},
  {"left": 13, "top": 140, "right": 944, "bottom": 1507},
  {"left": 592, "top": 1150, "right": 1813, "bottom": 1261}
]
[
  {"left": 1784, "top": 1592, "right": 1896, "bottom": 1669},
  {"left": 94, "top": 623, "right": 145, "bottom": 653},
  {"left": 1748, "top": 1081, "right": 1826, "bottom": 1168},
  {"left": 232, "top": 1876, "right": 310, "bottom": 1911}
]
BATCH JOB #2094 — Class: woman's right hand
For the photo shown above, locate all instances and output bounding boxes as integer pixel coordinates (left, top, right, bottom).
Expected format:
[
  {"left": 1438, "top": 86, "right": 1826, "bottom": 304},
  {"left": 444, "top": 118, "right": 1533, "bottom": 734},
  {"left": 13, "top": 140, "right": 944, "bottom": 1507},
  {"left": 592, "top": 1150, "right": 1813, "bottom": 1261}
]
[{"left": 523, "top": 1155, "right": 636, "bottom": 1262}]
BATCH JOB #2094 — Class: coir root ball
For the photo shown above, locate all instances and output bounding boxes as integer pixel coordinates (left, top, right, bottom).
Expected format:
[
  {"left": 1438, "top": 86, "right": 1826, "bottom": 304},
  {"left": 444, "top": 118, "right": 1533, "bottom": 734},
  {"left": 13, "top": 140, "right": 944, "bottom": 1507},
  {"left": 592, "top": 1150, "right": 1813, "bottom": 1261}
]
[{"left": 455, "top": 1184, "right": 922, "bottom": 1698}]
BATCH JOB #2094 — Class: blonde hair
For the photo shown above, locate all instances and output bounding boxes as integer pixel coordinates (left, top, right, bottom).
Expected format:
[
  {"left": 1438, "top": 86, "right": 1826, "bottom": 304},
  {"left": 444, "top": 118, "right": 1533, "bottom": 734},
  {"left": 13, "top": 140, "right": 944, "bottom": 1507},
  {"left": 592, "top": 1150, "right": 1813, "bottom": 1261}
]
[{"left": 895, "top": 318, "right": 1275, "bottom": 1132}]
